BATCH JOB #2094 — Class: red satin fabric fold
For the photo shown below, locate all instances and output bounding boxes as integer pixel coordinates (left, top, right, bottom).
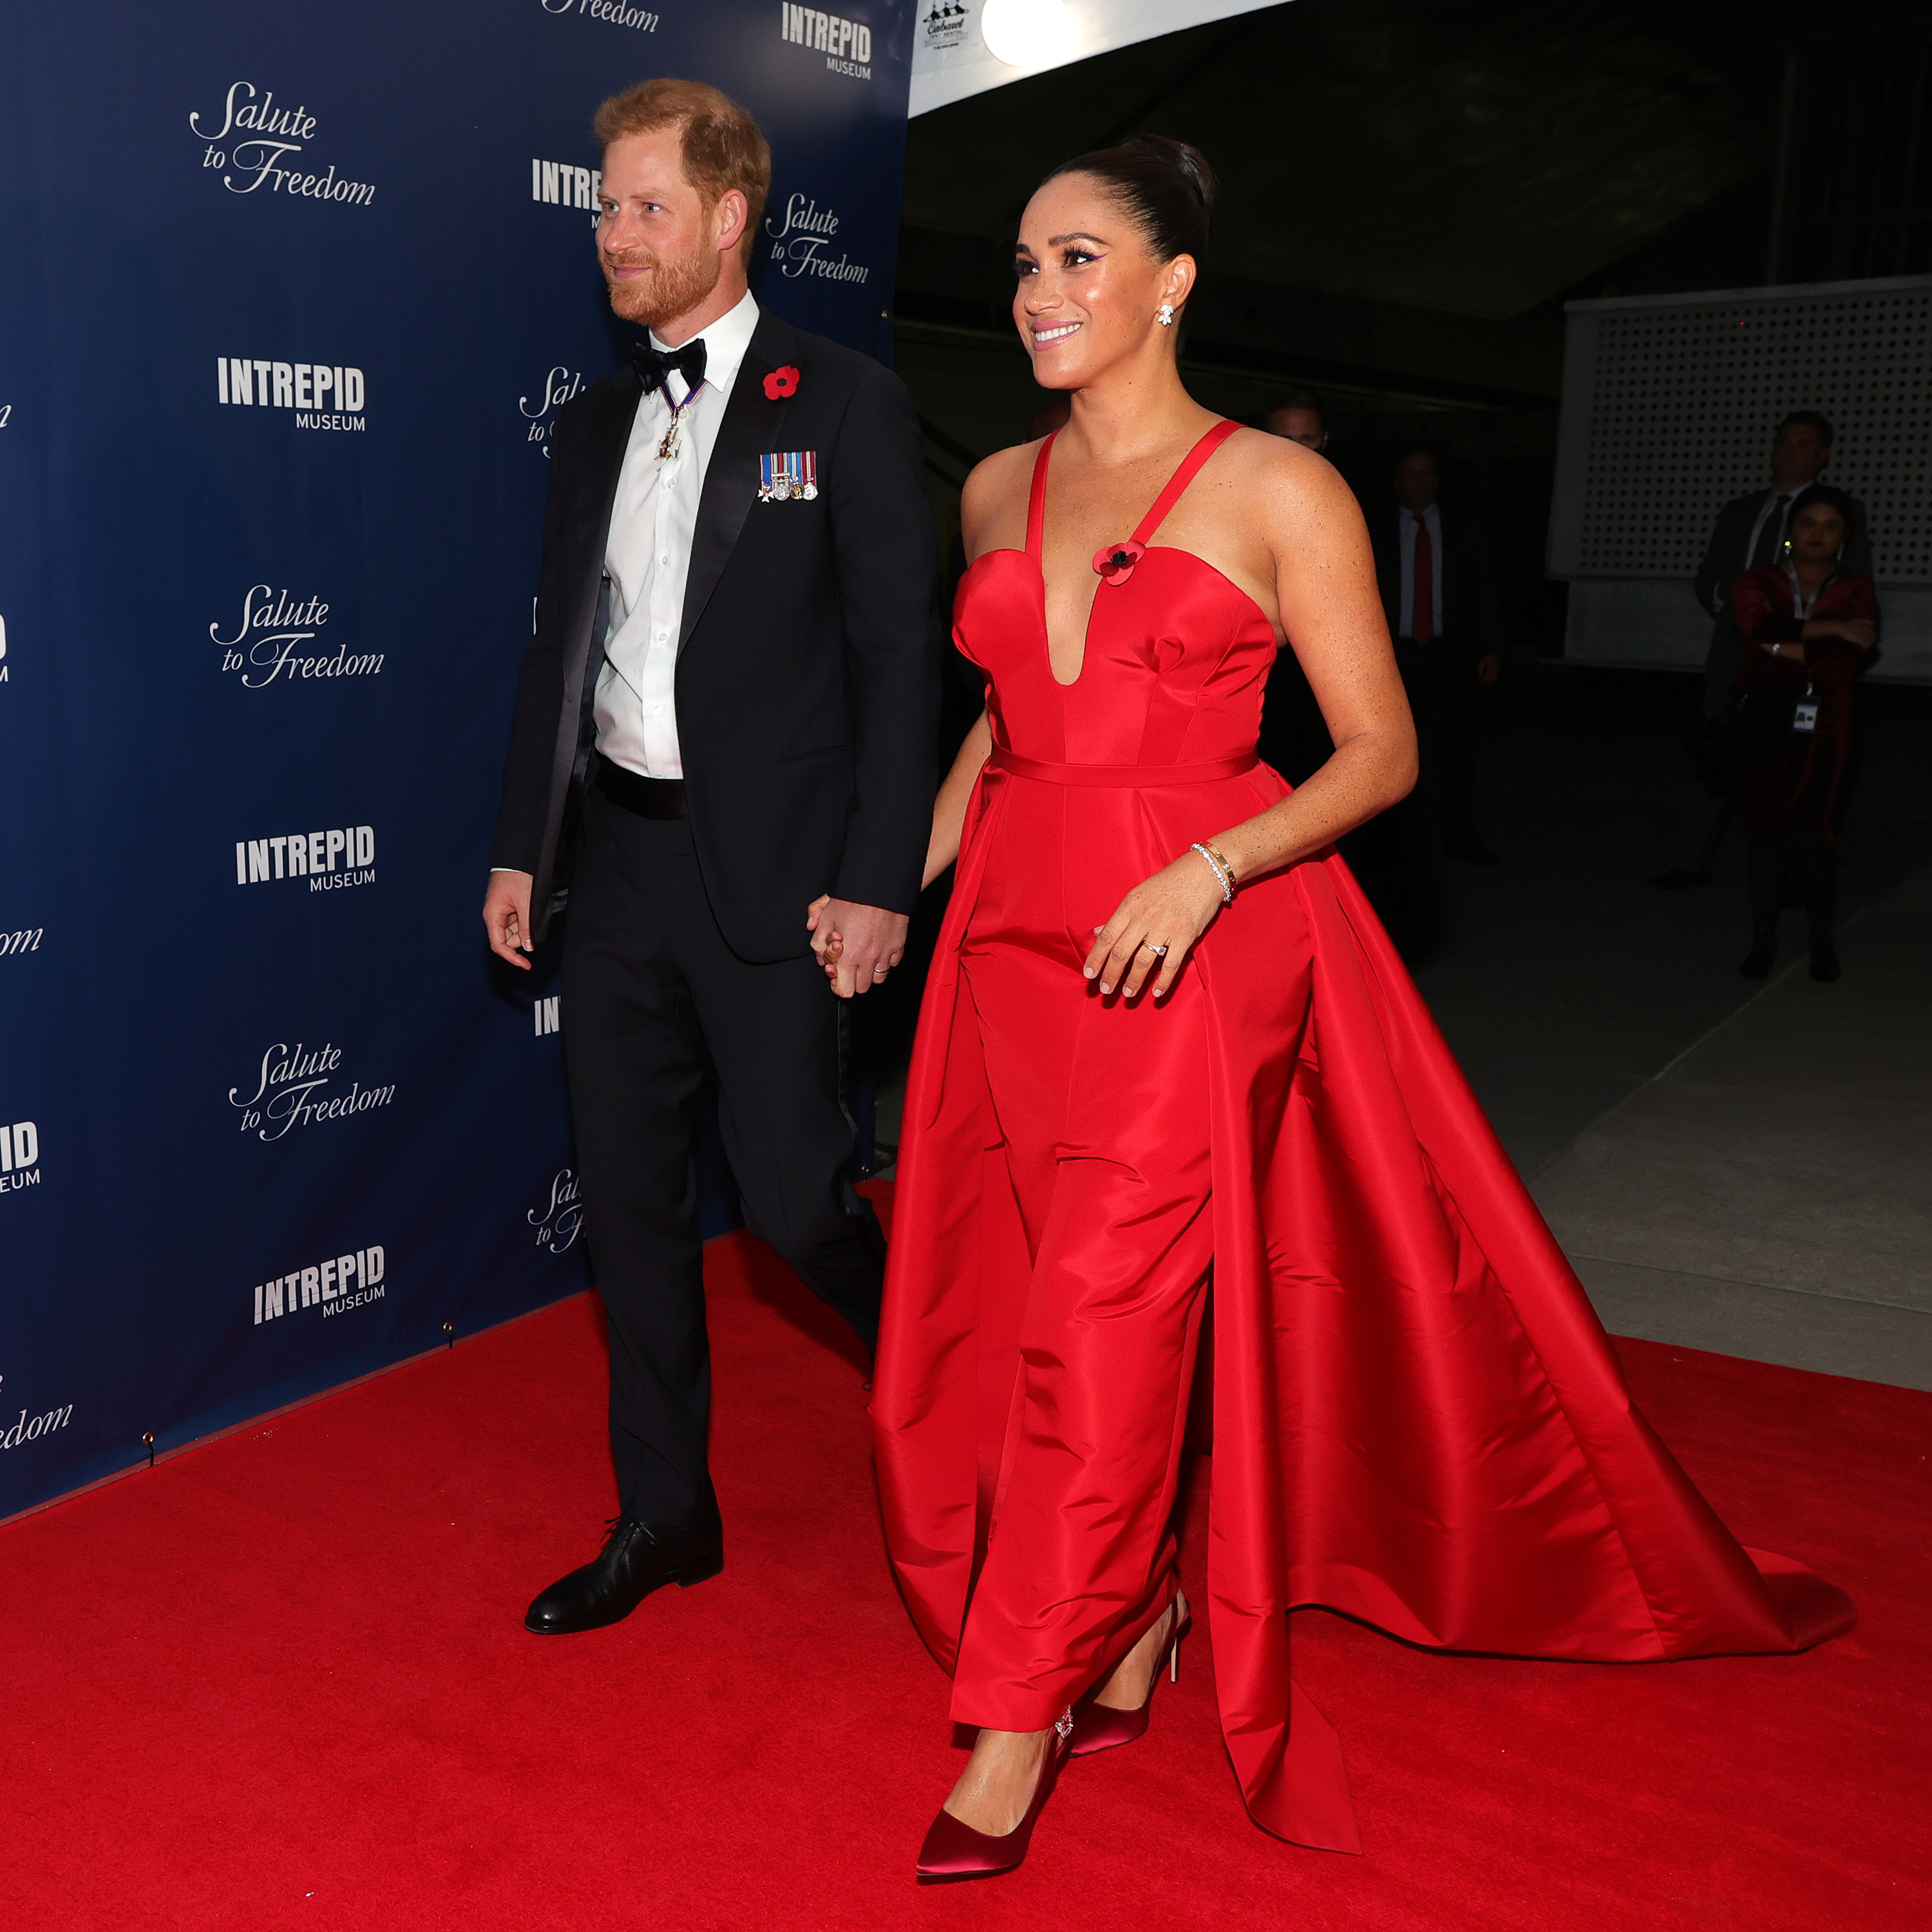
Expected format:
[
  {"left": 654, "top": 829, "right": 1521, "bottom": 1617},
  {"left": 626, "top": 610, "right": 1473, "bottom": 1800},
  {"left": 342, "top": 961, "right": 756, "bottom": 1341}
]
[{"left": 871, "top": 425, "right": 1853, "bottom": 1853}]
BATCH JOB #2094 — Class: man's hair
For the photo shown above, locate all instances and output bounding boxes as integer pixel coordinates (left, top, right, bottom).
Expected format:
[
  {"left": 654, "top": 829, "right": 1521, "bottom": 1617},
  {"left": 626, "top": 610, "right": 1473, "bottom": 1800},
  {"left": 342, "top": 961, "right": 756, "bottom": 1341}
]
[
  {"left": 1776, "top": 409, "right": 1834, "bottom": 446},
  {"left": 1393, "top": 442, "right": 1440, "bottom": 469},
  {"left": 593, "top": 78, "right": 771, "bottom": 268},
  {"left": 1264, "top": 387, "right": 1325, "bottom": 425}
]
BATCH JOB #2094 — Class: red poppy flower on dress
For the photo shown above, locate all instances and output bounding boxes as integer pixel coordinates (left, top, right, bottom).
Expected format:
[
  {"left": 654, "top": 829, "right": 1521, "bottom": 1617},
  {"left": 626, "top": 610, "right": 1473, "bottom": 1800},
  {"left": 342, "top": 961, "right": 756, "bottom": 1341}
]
[
  {"left": 764, "top": 365, "right": 801, "bottom": 401},
  {"left": 1092, "top": 538, "right": 1146, "bottom": 587}
]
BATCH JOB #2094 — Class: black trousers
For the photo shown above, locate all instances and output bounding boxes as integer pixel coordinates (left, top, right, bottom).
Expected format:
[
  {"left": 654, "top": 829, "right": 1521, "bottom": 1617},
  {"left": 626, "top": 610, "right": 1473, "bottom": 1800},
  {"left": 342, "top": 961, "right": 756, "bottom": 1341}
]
[
  {"left": 1747, "top": 830, "right": 1837, "bottom": 944},
  {"left": 560, "top": 783, "right": 885, "bottom": 1524},
  {"left": 1393, "top": 637, "right": 1481, "bottom": 848}
]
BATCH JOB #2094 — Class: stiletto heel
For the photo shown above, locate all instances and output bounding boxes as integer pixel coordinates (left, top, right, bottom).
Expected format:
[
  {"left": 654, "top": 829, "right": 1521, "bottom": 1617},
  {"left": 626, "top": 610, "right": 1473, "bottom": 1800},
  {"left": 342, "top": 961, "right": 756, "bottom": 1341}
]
[
  {"left": 916, "top": 1711, "right": 1073, "bottom": 1880},
  {"left": 1068, "top": 1597, "right": 1191, "bottom": 1757}
]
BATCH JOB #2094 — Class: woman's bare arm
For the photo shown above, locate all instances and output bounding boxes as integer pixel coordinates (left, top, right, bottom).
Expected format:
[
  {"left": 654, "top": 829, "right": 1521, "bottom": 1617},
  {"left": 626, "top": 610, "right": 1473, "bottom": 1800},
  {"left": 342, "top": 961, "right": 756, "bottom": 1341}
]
[
  {"left": 1084, "top": 440, "right": 1417, "bottom": 999},
  {"left": 925, "top": 710, "right": 992, "bottom": 887}
]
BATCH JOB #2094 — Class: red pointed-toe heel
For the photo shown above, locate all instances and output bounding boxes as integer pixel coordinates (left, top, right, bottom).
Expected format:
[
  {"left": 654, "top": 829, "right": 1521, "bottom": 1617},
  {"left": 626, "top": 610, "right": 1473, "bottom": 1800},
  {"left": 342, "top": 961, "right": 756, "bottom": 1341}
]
[
  {"left": 915, "top": 1711, "right": 1073, "bottom": 1881},
  {"left": 1069, "top": 1596, "right": 1191, "bottom": 1757}
]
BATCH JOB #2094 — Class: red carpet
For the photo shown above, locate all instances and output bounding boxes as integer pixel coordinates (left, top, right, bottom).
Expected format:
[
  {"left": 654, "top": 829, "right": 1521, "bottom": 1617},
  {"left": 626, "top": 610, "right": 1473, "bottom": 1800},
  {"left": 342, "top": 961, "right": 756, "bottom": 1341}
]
[{"left": 7, "top": 1198, "right": 1928, "bottom": 1932}]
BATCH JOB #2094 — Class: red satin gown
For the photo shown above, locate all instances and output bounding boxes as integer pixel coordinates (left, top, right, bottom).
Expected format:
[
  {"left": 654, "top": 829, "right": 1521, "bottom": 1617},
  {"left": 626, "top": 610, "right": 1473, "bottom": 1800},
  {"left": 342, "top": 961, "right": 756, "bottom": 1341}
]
[{"left": 871, "top": 421, "right": 1852, "bottom": 1854}]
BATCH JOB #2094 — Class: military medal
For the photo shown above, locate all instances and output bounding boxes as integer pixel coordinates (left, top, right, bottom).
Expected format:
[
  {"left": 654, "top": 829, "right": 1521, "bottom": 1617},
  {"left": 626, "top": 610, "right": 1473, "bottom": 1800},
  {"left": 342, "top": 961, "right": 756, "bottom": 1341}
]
[
  {"left": 759, "top": 450, "right": 819, "bottom": 502},
  {"left": 655, "top": 378, "right": 706, "bottom": 463}
]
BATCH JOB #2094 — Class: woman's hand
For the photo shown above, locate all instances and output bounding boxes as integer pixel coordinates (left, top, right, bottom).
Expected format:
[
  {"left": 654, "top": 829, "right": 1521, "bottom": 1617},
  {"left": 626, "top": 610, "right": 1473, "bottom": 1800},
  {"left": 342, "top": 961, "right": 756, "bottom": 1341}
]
[{"left": 1083, "top": 851, "right": 1228, "bottom": 1000}]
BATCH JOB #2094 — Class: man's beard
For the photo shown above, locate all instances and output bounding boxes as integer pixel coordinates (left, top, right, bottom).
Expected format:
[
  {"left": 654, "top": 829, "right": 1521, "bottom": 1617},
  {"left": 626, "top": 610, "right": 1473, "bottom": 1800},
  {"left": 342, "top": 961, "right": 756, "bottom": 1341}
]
[{"left": 601, "top": 231, "right": 721, "bottom": 331}]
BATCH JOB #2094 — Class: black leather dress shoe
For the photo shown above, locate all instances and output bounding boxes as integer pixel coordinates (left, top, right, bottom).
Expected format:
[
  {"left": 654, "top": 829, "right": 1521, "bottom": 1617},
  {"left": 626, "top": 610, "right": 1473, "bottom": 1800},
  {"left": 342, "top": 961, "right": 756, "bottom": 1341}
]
[
  {"left": 524, "top": 1513, "right": 723, "bottom": 1634},
  {"left": 1649, "top": 867, "right": 1712, "bottom": 890}
]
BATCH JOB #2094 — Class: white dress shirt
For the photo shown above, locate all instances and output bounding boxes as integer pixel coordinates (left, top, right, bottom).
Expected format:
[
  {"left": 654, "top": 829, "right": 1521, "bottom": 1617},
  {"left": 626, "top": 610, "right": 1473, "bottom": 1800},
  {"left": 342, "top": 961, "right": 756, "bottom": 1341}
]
[
  {"left": 1739, "top": 490, "right": 1795, "bottom": 578},
  {"left": 595, "top": 289, "right": 761, "bottom": 779},
  {"left": 1395, "top": 502, "right": 1443, "bottom": 641}
]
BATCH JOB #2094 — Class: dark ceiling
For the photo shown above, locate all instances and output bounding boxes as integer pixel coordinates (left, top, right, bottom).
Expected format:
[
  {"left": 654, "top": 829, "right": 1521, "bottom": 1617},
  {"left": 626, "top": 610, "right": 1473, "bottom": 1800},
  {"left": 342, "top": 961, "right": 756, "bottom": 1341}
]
[{"left": 900, "top": 0, "right": 1876, "bottom": 323}]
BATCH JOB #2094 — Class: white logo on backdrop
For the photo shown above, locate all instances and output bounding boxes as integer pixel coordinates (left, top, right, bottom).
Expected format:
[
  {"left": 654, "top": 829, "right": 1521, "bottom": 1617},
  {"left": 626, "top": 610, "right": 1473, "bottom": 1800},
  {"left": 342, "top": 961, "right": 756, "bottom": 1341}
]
[
  {"left": 520, "top": 366, "right": 585, "bottom": 457},
  {"left": 234, "top": 825, "right": 376, "bottom": 892},
  {"left": 0, "top": 927, "right": 43, "bottom": 958},
  {"left": 527, "top": 1168, "right": 583, "bottom": 1255},
  {"left": 764, "top": 194, "right": 871, "bottom": 284},
  {"left": 0, "top": 1120, "right": 40, "bottom": 1195},
  {"left": 0, "top": 1378, "right": 73, "bottom": 1450},
  {"left": 1, "top": 610, "right": 9, "bottom": 685},
  {"left": 229, "top": 1043, "right": 395, "bottom": 1142},
  {"left": 533, "top": 996, "right": 560, "bottom": 1037},
  {"left": 541, "top": 0, "right": 660, "bottom": 32},
  {"left": 781, "top": 5, "right": 873, "bottom": 77},
  {"left": 531, "top": 157, "right": 603, "bottom": 226},
  {"left": 189, "top": 83, "right": 376, "bottom": 205},
  {"left": 252, "top": 1244, "right": 387, "bottom": 1325},
  {"left": 211, "top": 585, "right": 382, "bottom": 688},
  {"left": 216, "top": 357, "right": 365, "bottom": 432}
]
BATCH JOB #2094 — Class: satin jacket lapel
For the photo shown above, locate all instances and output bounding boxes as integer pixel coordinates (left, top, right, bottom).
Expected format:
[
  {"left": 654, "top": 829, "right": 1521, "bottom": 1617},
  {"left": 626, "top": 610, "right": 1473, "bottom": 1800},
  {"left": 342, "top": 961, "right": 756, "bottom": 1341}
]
[
  {"left": 565, "top": 368, "right": 642, "bottom": 687},
  {"left": 679, "top": 319, "right": 793, "bottom": 651}
]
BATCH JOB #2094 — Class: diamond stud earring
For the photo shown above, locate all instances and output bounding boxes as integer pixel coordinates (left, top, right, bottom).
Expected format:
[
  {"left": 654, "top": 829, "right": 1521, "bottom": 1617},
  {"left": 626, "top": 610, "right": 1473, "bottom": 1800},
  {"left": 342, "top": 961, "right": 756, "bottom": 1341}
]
[{"left": 1157, "top": 303, "right": 1175, "bottom": 327}]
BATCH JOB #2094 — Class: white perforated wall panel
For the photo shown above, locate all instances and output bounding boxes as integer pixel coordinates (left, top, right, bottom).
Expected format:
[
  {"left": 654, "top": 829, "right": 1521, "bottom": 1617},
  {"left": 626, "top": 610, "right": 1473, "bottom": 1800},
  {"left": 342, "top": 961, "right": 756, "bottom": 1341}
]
[{"left": 1550, "top": 275, "right": 1932, "bottom": 587}]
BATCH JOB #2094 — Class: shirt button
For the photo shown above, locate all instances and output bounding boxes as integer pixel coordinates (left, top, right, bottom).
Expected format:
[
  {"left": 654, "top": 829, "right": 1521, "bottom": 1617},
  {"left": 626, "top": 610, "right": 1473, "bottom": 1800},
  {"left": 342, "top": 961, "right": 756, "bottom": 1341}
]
[
  {"left": 656, "top": 630, "right": 668, "bottom": 643},
  {"left": 651, "top": 704, "right": 663, "bottom": 715},
  {"left": 660, "top": 554, "right": 672, "bottom": 567}
]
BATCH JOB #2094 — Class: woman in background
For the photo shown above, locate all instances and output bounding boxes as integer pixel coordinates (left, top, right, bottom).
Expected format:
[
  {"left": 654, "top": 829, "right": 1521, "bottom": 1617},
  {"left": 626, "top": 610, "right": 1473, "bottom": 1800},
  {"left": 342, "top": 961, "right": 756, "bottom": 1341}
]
[{"left": 1732, "top": 483, "right": 1877, "bottom": 983}]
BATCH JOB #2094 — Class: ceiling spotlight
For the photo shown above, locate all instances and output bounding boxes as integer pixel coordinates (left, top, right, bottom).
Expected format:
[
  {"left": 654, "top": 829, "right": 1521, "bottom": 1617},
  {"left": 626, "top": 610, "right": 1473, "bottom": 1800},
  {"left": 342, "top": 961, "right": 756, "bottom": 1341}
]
[{"left": 981, "top": 0, "right": 1079, "bottom": 70}]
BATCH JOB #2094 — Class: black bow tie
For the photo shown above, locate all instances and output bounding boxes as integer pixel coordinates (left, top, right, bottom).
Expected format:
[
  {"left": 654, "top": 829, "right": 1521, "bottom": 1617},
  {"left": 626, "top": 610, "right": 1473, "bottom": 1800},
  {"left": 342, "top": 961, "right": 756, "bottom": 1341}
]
[{"left": 630, "top": 336, "right": 707, "bottom": 399}]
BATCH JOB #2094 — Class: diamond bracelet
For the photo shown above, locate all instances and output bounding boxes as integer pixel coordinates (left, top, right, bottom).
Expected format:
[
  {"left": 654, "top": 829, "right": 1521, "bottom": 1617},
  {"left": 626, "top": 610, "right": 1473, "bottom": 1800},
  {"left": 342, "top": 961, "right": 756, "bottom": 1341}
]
[{"left": 1191, "top": 841, "right": 1236, "bottom": 905}]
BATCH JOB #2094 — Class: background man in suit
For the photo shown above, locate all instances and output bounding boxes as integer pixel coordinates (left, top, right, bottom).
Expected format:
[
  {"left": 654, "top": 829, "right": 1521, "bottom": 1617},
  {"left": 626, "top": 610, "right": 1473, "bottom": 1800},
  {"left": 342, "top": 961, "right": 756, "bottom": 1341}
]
[
  {"left": 482, "top": 79, "right": 936, "bottom": 1635},
  {"left": 1262, "top": 386, "right": 1331, "bottom": 454},
  {"left": 1371, "top": 445, "right": 1503, "bottom": 863},
  {"left": 1654, "top": 410, "right": 1872, "bottom": 888}
]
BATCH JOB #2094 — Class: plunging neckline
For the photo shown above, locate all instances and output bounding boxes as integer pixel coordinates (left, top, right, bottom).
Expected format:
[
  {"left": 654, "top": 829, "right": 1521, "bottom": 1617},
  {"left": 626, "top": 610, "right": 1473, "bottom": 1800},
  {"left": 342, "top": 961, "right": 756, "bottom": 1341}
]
[{"left": 1028, "top": 421, "right": 1244, "bottom": 688}]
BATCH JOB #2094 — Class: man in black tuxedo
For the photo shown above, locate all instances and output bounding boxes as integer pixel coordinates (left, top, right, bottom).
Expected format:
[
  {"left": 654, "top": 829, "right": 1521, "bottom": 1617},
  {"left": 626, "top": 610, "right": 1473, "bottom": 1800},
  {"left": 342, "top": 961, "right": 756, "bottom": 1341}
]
[
  {"left": 1653, "top": 410, "right": 1871, "bottom": 887},
  {"left": 1370, "top": 446, "right": 1503, "bottom": 862},
  {"left": 483, "top": 79, "right": 936, "bottom": 1633}
]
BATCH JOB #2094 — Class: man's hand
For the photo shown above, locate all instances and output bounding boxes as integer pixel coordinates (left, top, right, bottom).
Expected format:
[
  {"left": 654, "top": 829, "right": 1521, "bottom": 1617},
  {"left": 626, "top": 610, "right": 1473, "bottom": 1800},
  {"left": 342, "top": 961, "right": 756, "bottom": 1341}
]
[
  {"left": 484, "top": 870, "right": 535, "bottom": 969},
  {"left": 1477, "top": 652, "right": 1502, "bottom": 685},
  {"left": 808, "top": 896, "right": 907, "bottom": 998}
]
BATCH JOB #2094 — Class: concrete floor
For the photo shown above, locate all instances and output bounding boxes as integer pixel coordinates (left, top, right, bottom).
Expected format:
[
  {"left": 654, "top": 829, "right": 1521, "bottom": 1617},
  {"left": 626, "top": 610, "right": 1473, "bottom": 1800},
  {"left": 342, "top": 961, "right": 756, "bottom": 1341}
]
[
  {"left": 1532, "top": 864, "right": 1932, "bottom": 1388},
  {"left": 870, "top": 664, "right": 1932, "bottom": 1390}
]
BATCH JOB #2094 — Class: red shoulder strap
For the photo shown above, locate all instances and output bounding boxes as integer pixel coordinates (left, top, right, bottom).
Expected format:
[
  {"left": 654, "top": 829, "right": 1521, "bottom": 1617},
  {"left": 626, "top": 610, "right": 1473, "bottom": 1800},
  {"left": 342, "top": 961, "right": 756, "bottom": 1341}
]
[
  {"left": 1132, "top": 419, "right": 1242, "bottom": 546},
  {"left": 1025, "top": 432, "right": 1057, "bottom": 558}
]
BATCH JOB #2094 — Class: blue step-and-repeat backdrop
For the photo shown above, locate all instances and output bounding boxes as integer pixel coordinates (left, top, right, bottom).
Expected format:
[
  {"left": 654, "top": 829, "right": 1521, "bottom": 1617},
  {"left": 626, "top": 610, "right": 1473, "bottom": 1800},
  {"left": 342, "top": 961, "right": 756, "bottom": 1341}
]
[{"left": 0, "top": 0, "right": 912, "bottom": 1517}]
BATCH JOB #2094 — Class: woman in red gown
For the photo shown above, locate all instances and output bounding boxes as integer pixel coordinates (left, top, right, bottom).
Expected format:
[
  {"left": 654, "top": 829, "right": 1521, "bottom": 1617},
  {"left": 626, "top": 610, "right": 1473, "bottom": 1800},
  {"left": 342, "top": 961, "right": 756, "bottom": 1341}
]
[{"left": 840, "top": 136, "right": 1852, "bottom": 1880}]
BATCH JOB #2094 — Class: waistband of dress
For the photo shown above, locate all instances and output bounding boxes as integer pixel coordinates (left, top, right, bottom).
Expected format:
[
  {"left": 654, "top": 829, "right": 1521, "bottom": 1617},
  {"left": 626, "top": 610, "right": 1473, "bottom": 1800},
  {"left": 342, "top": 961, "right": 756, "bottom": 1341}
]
[{"left": 987, "top": 747, "right": 1258, "bottom": 788}]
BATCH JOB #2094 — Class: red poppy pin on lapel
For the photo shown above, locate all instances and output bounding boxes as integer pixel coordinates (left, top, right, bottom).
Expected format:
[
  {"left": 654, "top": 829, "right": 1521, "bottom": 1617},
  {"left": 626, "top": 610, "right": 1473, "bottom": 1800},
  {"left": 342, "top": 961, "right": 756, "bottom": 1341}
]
[
  {"left": 764, "top": 365, "right": 800, "bottom": 401},
  {"left": 1093, "top": 538, "right": 1146, "bottom": 586}
]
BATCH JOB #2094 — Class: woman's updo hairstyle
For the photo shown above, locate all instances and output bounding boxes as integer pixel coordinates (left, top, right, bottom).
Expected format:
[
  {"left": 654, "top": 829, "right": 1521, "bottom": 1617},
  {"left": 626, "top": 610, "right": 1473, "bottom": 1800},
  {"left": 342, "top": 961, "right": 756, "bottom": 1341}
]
[{"left": 1041, "top": 134, "right": 1217, "bottom": 272}]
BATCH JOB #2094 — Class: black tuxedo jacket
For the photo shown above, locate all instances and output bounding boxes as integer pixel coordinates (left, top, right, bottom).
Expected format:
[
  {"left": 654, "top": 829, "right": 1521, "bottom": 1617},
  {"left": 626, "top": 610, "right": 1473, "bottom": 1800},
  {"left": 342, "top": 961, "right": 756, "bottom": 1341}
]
[
  {"left": 491, "top": 308, "right": 938, "bottom": 960},
  {"left": 1369, "top": 500, "right": 1501, "bottom": 655}
]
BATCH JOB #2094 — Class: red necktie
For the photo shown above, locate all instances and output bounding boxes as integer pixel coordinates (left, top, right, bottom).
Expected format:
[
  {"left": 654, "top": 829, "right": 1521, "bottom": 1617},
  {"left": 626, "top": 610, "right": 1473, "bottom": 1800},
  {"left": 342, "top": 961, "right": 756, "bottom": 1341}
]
[{"left": 1410, "top": 514, "right": 1435, "bottom": 645}]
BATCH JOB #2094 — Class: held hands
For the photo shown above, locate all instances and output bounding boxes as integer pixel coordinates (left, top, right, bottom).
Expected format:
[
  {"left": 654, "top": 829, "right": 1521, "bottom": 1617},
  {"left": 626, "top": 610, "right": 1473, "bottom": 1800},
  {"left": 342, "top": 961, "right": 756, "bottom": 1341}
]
[
  {"left": 484, "top": 869, "right": 535, "bottom": 970},
  {"left": 808, "top": 895, "right": 909, "bottom": 999},
  {"left": 1083, "top": 851, "right": 1228, "bottom": 1001}
]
